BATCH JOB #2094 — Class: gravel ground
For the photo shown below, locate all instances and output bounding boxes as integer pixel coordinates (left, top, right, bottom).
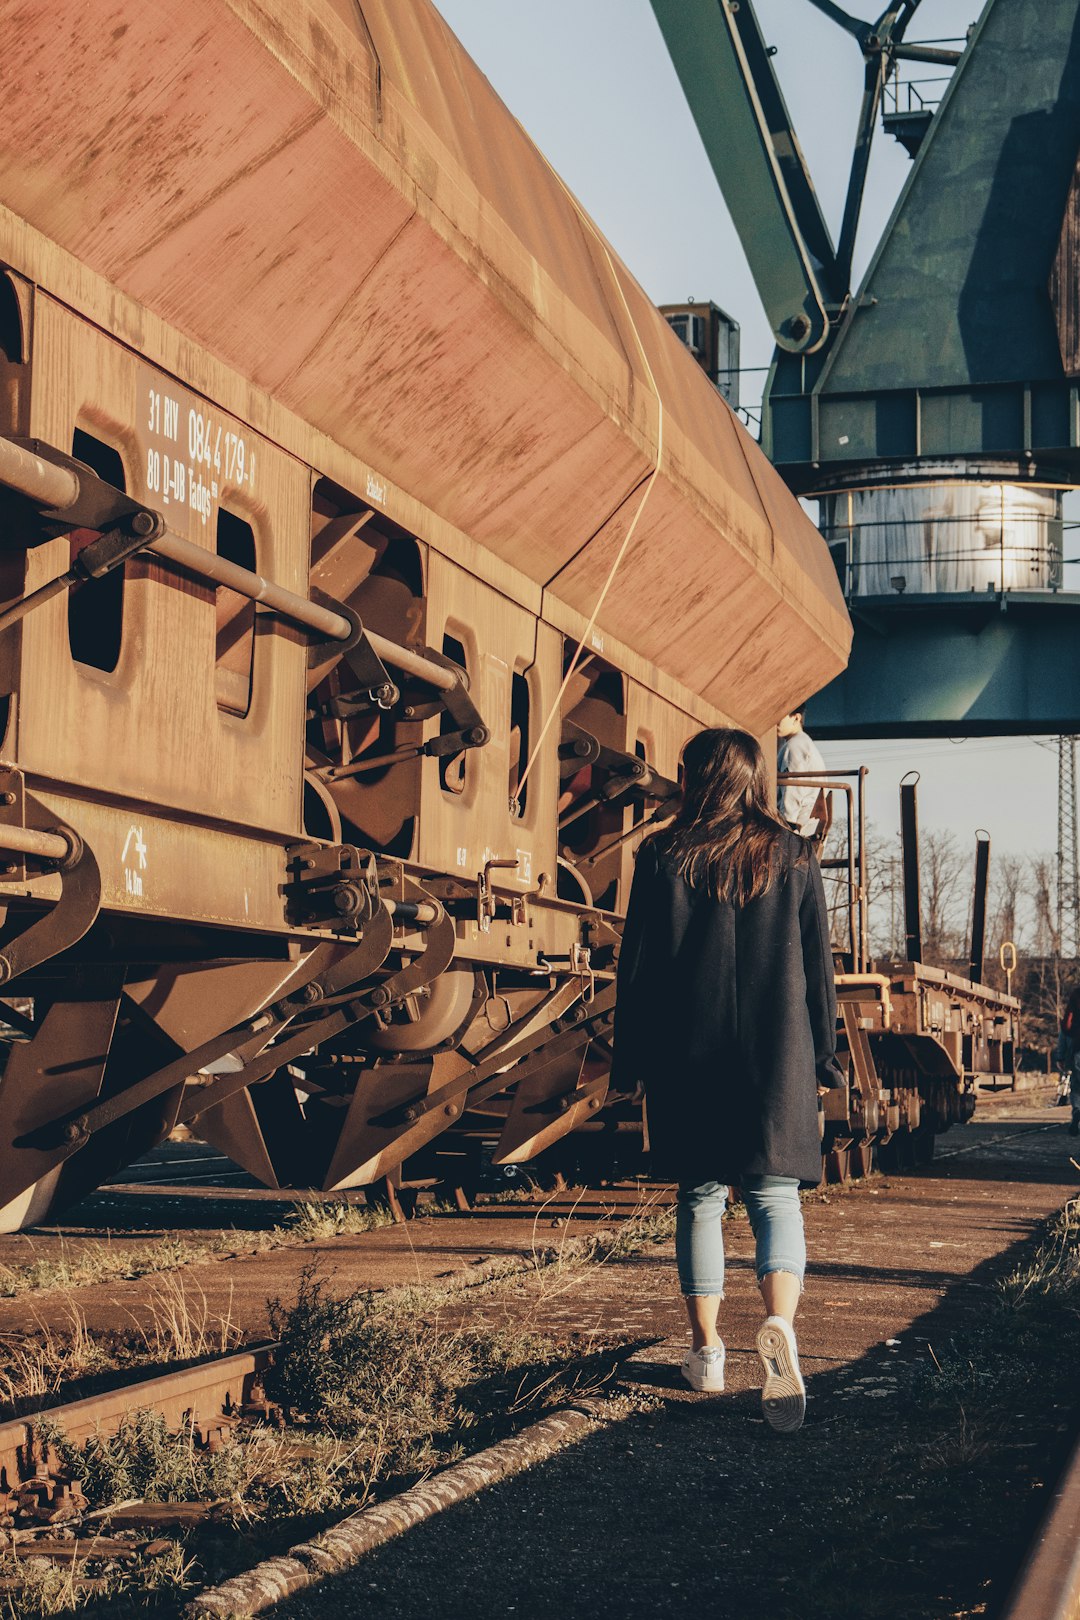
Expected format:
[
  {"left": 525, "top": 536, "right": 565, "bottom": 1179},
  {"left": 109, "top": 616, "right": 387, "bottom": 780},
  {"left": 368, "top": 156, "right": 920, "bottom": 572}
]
[
  {"left": 3, "top": 1103, "right": 1077, "bottom": 1619},
  {"left": 254, "top": 1106, "right": 1080, "bottom": 1620}
]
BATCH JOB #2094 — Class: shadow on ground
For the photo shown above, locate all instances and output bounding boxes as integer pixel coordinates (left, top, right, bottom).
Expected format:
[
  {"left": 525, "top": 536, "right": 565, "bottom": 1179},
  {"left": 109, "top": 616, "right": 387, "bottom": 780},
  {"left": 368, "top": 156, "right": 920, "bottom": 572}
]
[{"left": 260, "top": 1216, "right": 1079, "bottom": 1620}]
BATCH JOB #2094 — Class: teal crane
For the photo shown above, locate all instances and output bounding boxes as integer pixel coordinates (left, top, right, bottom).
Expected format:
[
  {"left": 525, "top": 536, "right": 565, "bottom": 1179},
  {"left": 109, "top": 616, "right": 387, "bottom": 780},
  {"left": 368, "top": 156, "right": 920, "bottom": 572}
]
[{"left": 652, "top": 0, "right": 1080, "bottom": 736}]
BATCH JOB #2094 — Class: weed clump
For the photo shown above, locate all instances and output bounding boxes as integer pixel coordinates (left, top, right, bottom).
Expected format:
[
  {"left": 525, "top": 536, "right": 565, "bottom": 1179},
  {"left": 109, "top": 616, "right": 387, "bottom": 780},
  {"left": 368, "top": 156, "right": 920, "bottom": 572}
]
[
  {"left": 39, "top": 1408, "right": 357, "bottom": 1525},
  {"left": 265, "top": 1268, "right": 542, "bottom": 1475},
  {"left": 282, "top": 1200, "right": 396, "bottom": 1242},
  {"left": 997, "top": 1194, "right": 1080, "bottom": 1308},
  {"left": 0, "top": 1538, "right": 192, "bottom": 1616}
]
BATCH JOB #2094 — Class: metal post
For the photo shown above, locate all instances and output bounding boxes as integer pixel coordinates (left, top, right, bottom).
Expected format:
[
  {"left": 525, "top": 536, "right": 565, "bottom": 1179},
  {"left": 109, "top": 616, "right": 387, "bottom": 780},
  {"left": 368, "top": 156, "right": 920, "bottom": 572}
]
[
  {"left": 857, "top": 765, "right": 869, "bottom": 972},
  {"left": 1059, "top": 736, "right": 1080, "bottom": 963},
  {"left": 900, "top": 773, "right": 922, "bottom": 964},
  {"left": 969, "top": 831, "right": 990, "bottom": 984}
]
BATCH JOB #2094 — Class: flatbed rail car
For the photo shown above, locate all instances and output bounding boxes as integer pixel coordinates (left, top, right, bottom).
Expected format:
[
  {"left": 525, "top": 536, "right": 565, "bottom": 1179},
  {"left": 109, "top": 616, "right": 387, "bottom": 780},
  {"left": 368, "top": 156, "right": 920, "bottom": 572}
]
[
  {"left": 0, "top": 0, "right": 850, "bottom": 1228},
  {"left": 781, "top": 768, "right": 1021, "bottom": 1182}
]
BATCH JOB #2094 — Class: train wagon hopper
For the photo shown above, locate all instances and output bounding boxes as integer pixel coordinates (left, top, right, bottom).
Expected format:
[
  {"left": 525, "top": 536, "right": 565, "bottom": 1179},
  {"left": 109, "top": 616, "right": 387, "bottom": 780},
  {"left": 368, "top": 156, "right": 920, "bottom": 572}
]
[
  {"left": 779, "top": 768, "right": 1020, "bottom": 1183},
  {"left": 0, "top": 0, "right": 850, "bottom": 1229}
]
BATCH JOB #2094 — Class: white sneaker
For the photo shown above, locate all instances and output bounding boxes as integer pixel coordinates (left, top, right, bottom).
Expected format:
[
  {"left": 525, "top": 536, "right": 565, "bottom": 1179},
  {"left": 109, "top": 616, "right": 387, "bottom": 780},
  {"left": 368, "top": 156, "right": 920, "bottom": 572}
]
[
  {"left": 755, "top": 1316, "right": 806, "bottom": 1433},
  {"left": 681, "top": 1343, "right": 726, "bottom": 1392}
]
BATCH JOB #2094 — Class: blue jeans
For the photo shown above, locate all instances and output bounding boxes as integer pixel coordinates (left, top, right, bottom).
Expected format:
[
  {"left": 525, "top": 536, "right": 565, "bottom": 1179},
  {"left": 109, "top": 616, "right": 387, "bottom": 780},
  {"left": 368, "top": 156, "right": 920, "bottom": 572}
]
[{"left": 676, "top": 1175, "right": 805, "bottom": 1297}]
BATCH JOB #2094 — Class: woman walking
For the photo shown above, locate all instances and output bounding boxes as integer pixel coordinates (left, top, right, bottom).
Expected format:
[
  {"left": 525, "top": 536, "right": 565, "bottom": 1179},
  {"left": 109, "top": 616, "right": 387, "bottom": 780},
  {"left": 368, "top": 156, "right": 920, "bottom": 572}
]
[{"left": 613, "top": 727, "right": 844, "bottom": 1433}]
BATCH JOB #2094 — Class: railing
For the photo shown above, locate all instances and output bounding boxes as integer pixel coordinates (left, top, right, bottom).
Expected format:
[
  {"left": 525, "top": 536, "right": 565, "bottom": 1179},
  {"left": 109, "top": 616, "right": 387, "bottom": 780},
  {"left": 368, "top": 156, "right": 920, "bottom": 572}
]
[
  {"left": 882, "top": 37, "right": 967, "bottom": 124},
  {"left": 822, "top": 506, "right": 1064, "bottom": 600},
  {"left": 882, "top": 73, "right": 953, "bottom": 119},
  {"left": 778, "top": 768, "right": 869, "bottom": 973}
]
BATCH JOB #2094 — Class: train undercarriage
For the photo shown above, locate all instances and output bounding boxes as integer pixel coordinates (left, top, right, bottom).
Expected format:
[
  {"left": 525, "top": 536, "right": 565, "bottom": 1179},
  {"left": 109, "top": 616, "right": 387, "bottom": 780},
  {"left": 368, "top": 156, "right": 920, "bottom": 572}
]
[{"left": 0, "top": 759, "right": 1020, "bottom": 1228}]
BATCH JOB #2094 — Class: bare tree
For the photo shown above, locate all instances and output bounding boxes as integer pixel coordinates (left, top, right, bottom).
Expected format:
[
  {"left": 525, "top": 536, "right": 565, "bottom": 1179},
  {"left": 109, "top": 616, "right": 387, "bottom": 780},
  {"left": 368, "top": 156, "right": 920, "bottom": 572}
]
[
  {"left": 922, "top": 829, "right": 967, "bottom": 963},
  {"left": 988, "top": 853, "right": 1025, "bottom": 956},
  {"left": 1027, "top": 853, "right": 1066, "bottom": 1034},
  {"left": 863, "top": 823, "right": 904, "bottom": 961},
  {"left": 1029, "top": 855, "right": 1059, "bottom": 960}
]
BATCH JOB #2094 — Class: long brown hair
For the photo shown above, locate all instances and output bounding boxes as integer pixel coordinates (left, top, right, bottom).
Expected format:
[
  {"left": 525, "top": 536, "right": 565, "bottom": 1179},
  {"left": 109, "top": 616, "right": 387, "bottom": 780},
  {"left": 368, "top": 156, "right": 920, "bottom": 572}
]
[{"left": 654, "top": 727, "right": 799, "bottom": 904}]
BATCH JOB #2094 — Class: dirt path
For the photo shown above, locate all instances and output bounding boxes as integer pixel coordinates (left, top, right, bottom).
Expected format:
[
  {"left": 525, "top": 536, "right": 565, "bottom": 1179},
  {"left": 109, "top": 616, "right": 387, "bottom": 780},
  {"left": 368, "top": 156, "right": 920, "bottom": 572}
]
[
  {"left": 0, "top": 1104, "right": 1064, "bottom": 1340},
  {"left": 0, "top": 1175, "right": 665, "bottom": 1338},
  {"left": 254, "top": 1105, "right": 1080, "bottom": 1620}
]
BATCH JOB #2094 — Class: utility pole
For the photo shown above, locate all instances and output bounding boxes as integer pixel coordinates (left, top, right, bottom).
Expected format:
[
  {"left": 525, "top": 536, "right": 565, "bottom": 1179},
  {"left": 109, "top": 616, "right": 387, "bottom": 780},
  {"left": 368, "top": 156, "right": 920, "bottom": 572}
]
[{"left": 1058, "top": 736, "right": 1079, "bottom": 963}]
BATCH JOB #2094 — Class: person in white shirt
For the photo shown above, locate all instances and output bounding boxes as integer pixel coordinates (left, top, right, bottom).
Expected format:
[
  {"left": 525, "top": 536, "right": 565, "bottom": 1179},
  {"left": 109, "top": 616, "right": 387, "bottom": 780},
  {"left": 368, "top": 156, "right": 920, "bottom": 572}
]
[{"left": 776, "top": 708, "right": 827, "bottom": 837}]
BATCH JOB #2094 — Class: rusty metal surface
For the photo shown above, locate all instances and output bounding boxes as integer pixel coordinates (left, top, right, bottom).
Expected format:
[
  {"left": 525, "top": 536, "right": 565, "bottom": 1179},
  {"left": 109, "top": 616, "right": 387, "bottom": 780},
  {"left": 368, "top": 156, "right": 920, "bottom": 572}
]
[
  {"left": 998, "top": 1416, "right": 1080, "bottom": 1620},
  {"left": 0, "top": 0, "right": 849, "bottom": 726},
  {"left": 0, "top": 0, "right": 859, "bottom": 1230},
  {"left": 0, "top": 1345, "right": 274, "bottom": 1500}
]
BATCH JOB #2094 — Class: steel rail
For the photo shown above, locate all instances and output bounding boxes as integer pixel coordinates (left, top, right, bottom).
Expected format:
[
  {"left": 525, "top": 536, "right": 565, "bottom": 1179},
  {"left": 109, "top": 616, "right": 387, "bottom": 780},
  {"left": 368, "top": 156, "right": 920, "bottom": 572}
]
[
  {"left": 0, "top": 1344, "right": 275, "bottom": 1495},
  {"left": 997, "top": 1416, "right": 1080, "bottom": 1620}
]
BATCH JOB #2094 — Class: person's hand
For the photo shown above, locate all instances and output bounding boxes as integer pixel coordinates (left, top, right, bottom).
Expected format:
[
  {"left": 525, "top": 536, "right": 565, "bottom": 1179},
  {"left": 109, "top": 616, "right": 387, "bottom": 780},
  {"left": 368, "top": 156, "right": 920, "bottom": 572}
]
[{"left": 816, "top": 1085, "right": 830, "bottom": 1097}]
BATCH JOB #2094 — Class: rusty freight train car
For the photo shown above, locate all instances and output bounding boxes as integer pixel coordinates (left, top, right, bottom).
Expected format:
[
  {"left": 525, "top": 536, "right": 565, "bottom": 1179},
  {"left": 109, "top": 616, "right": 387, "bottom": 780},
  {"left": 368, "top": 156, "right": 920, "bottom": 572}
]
[{"left": 0, "top": 0, "right": 859, "bottom": 1229}]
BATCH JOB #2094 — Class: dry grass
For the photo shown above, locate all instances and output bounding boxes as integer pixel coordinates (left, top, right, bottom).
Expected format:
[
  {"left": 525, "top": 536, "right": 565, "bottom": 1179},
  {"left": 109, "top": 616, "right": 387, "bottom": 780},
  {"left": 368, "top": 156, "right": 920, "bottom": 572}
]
[
  {"left": 525, "top": 1187, "right": 675, "bottom": 1300},
  {"left": 997, "top": 1193, "right": 1080, "bottom": 1307},
  {"left": 279, "top": 1199, "right": 396, "bottom": 1242},
  {"left": 126, "top": 1274, "right": 243, "bottom": 1362},
  {"left": 0, "top": 1234, "right": 198, "bottom": 1300},
  {"left": 0, "top": 1538, "right": 193, "bottom": 1617},
  {"left": 0, "top": 1198, "right": 401, "bottom": 1302},
  {"left": 0, "top": 1301, "right": 112, "bottom": 1414},
  {"left": 0, "top": 1282, "right": 244, "bottom": 1424},
  {"left": 25, "top": 1198, "right": 677, "bottom": 1528}
]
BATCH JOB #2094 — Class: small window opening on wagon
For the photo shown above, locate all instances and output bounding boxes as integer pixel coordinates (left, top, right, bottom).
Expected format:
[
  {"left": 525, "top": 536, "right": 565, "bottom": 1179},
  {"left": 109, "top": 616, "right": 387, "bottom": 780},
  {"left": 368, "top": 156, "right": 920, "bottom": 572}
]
[
  {"left": 439, "top": 633, "right": 469, "bottom": 796},
  {"left": 0, "top": 275, "right": 27, "bottom": 436},
  {"left": 632, "top": 738, "right": 648, "bottom": 826},
  {"left": 214, "top": 508, "right": 257, "bottom": 717},
  {"left": 509, "top": 669, "right": 530, "bottom": 818},
  {"left": 68, "top": 429, "right": 125, "bottom": 673},
  {"left": 306, "top": 478, "right": 424, "bottom": 859}
]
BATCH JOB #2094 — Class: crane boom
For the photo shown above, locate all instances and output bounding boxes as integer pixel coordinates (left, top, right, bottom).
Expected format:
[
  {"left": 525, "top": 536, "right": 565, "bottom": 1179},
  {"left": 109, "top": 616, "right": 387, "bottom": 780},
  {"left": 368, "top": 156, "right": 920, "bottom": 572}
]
[{"left": 651, "top": 0, "right": 840, "bottom": 353}]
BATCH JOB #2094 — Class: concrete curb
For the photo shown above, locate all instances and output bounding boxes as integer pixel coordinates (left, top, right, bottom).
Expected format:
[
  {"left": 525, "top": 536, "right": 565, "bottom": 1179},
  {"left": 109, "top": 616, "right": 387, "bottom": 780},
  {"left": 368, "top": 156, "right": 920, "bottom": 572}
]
[{"left": 187, "top": 1401, "right": 609, "bottom": 1616}]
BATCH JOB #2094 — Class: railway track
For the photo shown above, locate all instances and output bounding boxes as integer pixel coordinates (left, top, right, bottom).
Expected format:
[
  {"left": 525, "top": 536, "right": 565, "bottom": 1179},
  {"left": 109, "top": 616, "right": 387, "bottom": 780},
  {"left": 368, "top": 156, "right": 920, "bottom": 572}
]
[
  {"left": 1, "top": 1111, "right": 1078, "bottom": 1617},
  {"left": 0, "top": 1346, "right": 275, "bottom": 1525},
  {"left": 5, "top": 1223, "right": 1080, "bottom": 1620},
  {"left": 1000, "top": 1422, "right": 1080, "bottom": 1620}
]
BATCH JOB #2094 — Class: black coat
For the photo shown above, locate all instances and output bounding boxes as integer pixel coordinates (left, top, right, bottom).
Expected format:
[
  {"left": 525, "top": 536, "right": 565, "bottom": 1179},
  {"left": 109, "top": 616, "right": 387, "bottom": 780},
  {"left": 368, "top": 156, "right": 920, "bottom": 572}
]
[{"left": 612, "top": 831, "right": 844, "bottom": 1187}]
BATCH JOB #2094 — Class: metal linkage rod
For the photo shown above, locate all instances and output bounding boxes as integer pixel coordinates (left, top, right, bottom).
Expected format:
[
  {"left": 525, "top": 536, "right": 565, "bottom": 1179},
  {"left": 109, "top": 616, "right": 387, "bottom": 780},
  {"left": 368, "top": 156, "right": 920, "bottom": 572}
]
[
  {"left": 364, "top": 629, "right": 458, "bottom": 694},
  {"left": 151, "top": 531, "right": 351, "bottom": 641},
  {"left": 0, "top": 437, "right": 79, "bottom": 509},
  {"left": 0, "top": 825, "right": 73, "bottom": 862},
  {"left": 0, "top": 435, "right": 467, "bottom": 685},
  {"left": 0, "top": 435, "right": 352, "bottom": 644}
]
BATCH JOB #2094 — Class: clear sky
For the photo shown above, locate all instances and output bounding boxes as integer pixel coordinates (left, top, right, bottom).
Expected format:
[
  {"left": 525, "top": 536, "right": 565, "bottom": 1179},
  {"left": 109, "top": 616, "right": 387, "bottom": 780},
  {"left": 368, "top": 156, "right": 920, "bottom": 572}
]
[{"left": 434, "top": 0, "right": 1072, "bottom": 863}]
